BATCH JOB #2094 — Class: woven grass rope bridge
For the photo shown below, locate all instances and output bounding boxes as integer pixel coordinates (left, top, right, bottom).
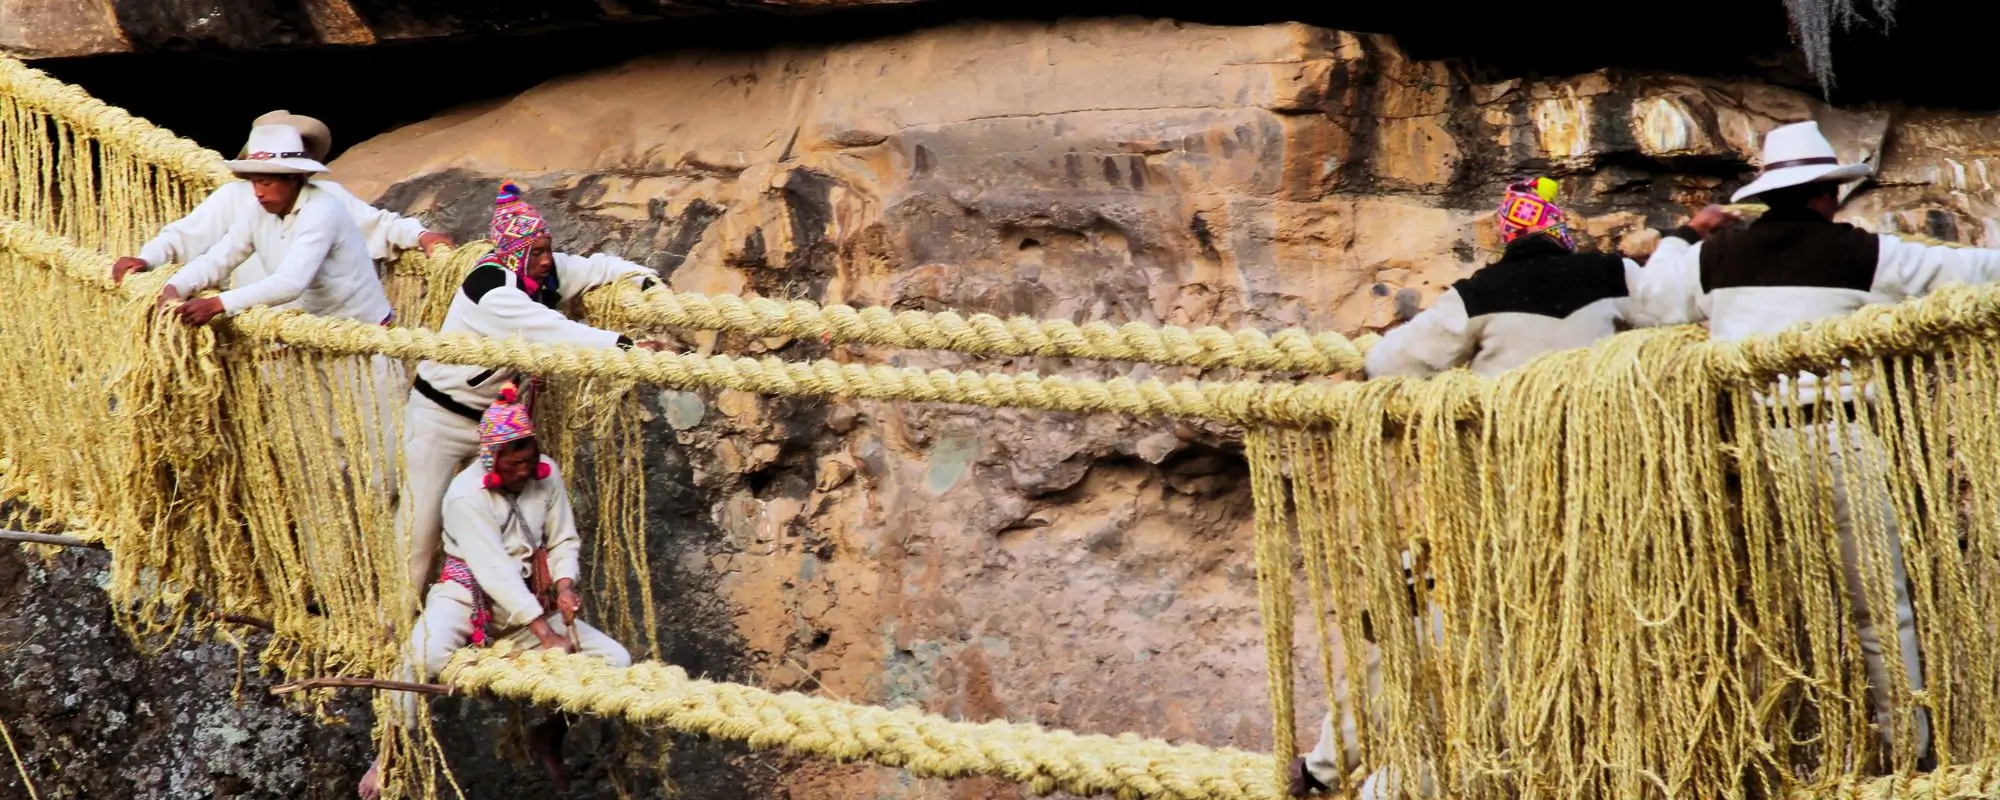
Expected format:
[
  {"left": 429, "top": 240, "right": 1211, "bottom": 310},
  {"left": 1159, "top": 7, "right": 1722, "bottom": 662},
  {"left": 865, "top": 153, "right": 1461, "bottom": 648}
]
[{"left": 3, "top": 53, "right": 2000, "bottom": 800}]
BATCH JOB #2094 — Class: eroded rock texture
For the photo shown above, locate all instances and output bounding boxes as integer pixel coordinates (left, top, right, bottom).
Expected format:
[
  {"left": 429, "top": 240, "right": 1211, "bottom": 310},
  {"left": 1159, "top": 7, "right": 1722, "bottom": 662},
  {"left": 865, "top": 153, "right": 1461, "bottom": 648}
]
[
  {"left": 0, "top": 0, "right": 928, "bottom": 58},
  {"left": 8, "top": 14, "right": 2000, "bottom": 800}
]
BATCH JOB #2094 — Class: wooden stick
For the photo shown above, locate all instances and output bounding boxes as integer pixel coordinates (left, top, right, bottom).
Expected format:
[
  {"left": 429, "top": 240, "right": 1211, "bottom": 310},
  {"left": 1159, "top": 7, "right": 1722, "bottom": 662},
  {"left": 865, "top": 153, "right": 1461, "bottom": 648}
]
[
  {"left": 271, "top": 677, "right": 455, "bottom": 696},
  {"left": 0, "top": 529, "right": 102, "bottom": 549},
  {"left": 214, "top": 611, "right": 275, "bottom": 631}
]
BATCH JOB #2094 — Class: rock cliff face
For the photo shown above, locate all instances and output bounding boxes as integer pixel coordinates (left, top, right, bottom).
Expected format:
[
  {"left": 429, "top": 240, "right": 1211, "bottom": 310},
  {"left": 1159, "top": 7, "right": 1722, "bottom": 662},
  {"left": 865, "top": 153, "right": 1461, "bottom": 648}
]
[
  {"left": 0, "top": 0, "right": 929, "bottom": 59},
  {"left": 8, "top": 13, "right": 2000, "bottom": 800}
]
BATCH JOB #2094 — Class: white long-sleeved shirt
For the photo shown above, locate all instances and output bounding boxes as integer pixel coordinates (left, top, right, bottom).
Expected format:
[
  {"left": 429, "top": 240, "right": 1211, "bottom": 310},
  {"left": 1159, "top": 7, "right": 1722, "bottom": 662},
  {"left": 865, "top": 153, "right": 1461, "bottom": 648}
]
[
  {"left": 165, "top": 183, "right": 394, "bottom": 324},
  {"left": 1631, "top": 227, "right": 2000, "bottom": 404},
  {"left": 440, "top": 456, "right": 581, "bottom": 629},
  {"left": 140, "top": 179, "right": 429, "bottom": 287},
  {"left": 415, "top": 251, "right": 658, "bottom": 412},
  {"left": 1363, "top": 240, "right": 1646, "bottom": 379}
]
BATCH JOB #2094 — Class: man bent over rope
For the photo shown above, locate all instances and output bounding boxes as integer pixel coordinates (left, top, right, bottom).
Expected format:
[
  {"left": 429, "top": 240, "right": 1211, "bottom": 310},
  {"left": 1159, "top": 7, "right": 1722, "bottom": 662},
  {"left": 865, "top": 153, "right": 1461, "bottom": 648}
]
[
  {"left": 398, "top": 182, "right": 662, "bottom": 617},
  {"left": 154, "top": 121, "right": 407, "bottom": 565},
  {"left": 360, "top": 383, "right": 630, "bottom": 799},
  {"left": 111, "top": 110, "right": 454, "bottom": 288},
  {"left": 1634, "top": 120, "right": 2000, "bottom": 769}
]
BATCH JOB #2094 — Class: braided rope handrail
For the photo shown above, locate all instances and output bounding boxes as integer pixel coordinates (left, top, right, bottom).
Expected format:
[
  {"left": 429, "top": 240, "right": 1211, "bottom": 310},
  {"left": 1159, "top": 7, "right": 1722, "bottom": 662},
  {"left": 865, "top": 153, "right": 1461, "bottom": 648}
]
[
  {"left": 0, "top": 58, "right": 231, "bottom": 190},
  {"left": 595, "top": 282, "right": 1380, "bottom": 374},
  {"left": 443, "top": 647, "right": 1271, "bottom": 800},
  {"left": 8, "top": 214, "right": 2000, "bottom": 428}
]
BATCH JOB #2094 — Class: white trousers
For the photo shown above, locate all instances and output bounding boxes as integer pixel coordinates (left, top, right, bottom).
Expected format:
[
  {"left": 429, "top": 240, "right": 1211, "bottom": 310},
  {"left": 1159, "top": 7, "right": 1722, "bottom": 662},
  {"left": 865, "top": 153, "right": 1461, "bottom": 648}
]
[
  {"left": 393, "top": 392, "right": 481, "bottom": 612},
  {"left": 385, "top": 579, "right": 631, "bottom": 725},
  {"left": 1303, "top": 600, "right": 1445, "bottom": 796},
  {"left": 1764, "top": 422, "right": 1930, "bottom": 759}
]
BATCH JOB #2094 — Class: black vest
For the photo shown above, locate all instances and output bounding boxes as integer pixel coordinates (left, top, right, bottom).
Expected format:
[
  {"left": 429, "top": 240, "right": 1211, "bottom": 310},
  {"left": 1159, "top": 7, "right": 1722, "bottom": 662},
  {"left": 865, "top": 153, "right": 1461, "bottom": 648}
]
[
  {"left": 1453, "top": 236, "right": 1630, "bottom": 319},
  {"left": 1698, "top": 207, "right": 1879, "bottom": 292}
]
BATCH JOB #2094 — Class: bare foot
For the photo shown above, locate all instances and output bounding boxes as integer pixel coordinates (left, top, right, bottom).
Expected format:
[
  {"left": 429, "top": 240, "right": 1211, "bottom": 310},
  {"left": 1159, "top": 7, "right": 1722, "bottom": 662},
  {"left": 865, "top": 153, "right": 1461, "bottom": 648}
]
[
  {"left": 357, "top": 760, "right": 382, "bottom": 800},
  {"left": 529, "top": 717, "right": 570, "bottom": 793}
]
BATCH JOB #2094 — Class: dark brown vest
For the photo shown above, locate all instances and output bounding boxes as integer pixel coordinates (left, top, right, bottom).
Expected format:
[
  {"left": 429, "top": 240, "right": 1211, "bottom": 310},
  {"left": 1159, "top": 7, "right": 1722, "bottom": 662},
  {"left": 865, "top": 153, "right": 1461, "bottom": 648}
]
[{"left": 1698, "top": 208, "right": 1879, "bottom": 292}]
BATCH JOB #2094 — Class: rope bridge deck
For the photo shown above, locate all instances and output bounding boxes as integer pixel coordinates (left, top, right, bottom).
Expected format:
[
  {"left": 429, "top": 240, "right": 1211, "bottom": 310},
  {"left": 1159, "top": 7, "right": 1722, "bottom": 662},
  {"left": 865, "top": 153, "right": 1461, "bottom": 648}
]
[{"left": 0, "top": 54, "right": 1994, "bottom": 800}]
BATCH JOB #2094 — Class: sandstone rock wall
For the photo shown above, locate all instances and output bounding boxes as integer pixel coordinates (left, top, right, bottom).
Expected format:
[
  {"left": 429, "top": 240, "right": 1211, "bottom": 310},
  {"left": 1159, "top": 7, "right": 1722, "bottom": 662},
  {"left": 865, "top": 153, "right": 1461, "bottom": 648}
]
[
  {"left": 323, "top": 17, "right": 2000, "bottom": 799},
  {"left": 9, "top": 14, "right": 2000, "bottom": 800},
  {"left": 334, "top": 16, "right": 2000, "bottom": 800}
]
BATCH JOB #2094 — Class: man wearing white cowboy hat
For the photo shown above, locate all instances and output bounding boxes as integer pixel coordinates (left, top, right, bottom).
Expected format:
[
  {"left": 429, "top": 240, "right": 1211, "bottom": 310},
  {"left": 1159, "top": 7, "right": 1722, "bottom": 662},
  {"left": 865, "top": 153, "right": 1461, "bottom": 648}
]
[
  {"left": 158, "top": 122, "right": 394, "bottom": 326},
  {"left": 1632, "top": 119, "right": 2000, "bottom": 770},
  {"left": 110, "top": 110, "right": 454, "bottom": 288},
  {"left": 157, "top": 122, "right": 407, "bottom": 559}
]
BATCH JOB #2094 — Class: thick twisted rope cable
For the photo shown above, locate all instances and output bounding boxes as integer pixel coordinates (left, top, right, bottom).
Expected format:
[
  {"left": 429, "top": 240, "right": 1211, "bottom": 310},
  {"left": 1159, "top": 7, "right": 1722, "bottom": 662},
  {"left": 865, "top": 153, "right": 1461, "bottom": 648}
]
[
  {"left": 0, "top": 58, "right": 231, "bottom": 190},
  {"left": 229, "top": 306, "right": 1387, "bottom": 427},
  {"left": 596, "top": 282, "right": 1379, "bottom": 374},
  {"left": 12, "top": 215, "right": 2000, "bottom": 428},
  {"left": 443, "top": 647, "right": 1271, "bottom": 800}
]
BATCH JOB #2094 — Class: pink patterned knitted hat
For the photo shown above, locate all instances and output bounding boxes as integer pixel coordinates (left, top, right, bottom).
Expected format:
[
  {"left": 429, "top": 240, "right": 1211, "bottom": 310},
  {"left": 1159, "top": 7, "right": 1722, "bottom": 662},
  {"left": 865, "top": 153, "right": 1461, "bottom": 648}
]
[
  {"left": 1496, "top": 177, "right": 1575, "bottom": 252},
  {"left": 490, "top": 182, "right": 549, "bottom": 291},
  {"left": 478, "top": 382, "right": 537, "bottom": 484}
]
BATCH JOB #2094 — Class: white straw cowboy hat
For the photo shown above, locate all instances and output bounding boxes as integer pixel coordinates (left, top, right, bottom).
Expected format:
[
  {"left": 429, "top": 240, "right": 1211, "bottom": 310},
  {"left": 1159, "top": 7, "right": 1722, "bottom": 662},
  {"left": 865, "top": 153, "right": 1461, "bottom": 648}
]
[
  {"left": 1731, "top": 120, "right": 1874, "bottom": 203},
  {"left": 243, "top": 110, "right": 331, "bottom": 161},
  {"left": 223, "top": 124, "right": 329, "bottom": 175}
]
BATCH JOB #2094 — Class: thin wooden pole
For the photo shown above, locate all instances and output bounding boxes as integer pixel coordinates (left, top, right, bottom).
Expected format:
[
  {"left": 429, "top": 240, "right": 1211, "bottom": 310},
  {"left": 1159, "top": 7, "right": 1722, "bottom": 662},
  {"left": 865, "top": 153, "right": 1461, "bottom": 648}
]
[
  {"left": 0, "top": 530, "right": 101, "bottom": 549},
  {"left": 271, "top": 677, "right": 455, "bottom": 696}
]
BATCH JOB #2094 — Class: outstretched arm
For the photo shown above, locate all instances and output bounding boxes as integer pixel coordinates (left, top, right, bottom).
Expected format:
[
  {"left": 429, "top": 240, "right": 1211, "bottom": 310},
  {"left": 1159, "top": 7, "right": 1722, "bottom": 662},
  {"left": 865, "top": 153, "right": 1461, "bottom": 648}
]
[
  {"left": 1873, "top": 234, "right": 2000, "bottom": 299},
  {"left": 164, "top": 220, "right": 253, "bottom": 297},
  {"left": 1623, "top": 205, "right": 1736, "bottom": 328},
  {"left": 1363, "top": 289, "right": 1480, "bottom": 379},
  {"left": 462, "top": 266, "right": 634, "bottom": 349},
  {"left": 319, "top": 180, "right": 436, "bottom": 261},
  {"left": 138, "top": 182, "right": 241, "bottom": 269},
  {"left": 552, "top": 251, "right": 660, "bottom": 304}
]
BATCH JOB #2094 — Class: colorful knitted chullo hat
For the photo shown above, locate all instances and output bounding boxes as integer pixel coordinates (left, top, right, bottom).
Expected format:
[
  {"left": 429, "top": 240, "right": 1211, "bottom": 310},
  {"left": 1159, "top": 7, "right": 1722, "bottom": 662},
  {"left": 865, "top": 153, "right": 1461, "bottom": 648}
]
[
  {"left": 1496, "top": 177, "right": 1575, "bottom": 252},
  {"left": 490, "top": 182, "right": 550, "bottom": 292},
  {"left": 478, "top": 382, "right": 548, "bottom": 488}
]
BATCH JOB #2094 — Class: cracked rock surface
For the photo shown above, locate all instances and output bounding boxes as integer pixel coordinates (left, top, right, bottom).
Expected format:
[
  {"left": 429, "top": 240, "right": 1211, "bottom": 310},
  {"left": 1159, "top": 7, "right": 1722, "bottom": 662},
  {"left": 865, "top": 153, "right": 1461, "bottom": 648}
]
[{"left": 9, "top": 14, "right": 2000, "bottom": 800}]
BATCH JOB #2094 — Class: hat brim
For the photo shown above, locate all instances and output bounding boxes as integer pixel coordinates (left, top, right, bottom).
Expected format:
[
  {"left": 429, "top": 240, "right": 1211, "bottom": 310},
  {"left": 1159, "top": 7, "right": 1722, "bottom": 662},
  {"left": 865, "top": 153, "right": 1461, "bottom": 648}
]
[
  {"left": 223, "top": 157, "right": 328, "bottom": 175},
  {"left": 1731, "top": 162, "right": 1873, "bottom": 203}
]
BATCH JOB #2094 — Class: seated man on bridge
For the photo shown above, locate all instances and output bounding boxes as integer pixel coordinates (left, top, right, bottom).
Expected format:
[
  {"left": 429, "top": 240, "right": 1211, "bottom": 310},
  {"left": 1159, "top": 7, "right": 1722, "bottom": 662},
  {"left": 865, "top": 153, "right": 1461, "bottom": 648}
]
[
  {"left": 111, "top": 110, "right": 453, "bottom": 288},
  {"left": 398, "top": 182, "right": 661, "bottom": 615},
  {"left": 1632, "top": 119, "right": 2000, "bottom": 769},
  {"left": 1363, "top": 176, "right": 1736, "bottom": 379},
  {"left": 360, "top": 384, "right": 630, "bottom": 799}
]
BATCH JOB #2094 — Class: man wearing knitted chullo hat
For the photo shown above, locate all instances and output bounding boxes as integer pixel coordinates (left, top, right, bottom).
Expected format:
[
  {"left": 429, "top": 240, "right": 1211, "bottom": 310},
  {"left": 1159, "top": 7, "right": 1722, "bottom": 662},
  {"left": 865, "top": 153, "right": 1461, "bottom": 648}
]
[
  {"left": 1364, "top": 176, "right": 1737, "bottom": 379},
  {"left": 359, "top": 383, "right": 629, "bottom": 799},
  {"left": 1291, "top": 177, "right": 1739, "bottom": 798},
  {"left": 396, "top": 182, "right": 663, "bottom": 618}
]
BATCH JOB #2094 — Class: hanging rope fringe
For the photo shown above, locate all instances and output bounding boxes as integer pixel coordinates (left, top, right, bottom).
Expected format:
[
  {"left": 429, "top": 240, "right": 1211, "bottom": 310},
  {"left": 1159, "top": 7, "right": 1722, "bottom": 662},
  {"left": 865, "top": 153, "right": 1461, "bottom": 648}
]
[{"left": 5, "top": 50, "right": 2000, "bottom": 800}]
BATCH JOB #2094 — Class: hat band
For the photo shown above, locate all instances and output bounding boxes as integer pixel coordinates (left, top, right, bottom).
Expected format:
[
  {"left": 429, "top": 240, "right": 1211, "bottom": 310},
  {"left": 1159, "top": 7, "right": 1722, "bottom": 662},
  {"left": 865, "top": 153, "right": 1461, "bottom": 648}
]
[
  {"left": 1759, "top": 156, "right": 1839, "bottom": 173},
  {"left": 244, "top": 151, "right": 309, "bottom": 161}
]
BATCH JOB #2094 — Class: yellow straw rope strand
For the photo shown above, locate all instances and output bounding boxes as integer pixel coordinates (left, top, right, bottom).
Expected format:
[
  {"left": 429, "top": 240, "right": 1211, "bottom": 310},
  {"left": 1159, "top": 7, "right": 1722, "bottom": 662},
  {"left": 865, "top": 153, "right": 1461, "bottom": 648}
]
[
  {"left": 443, "top": 647, "right": 1272, "bottom": 800},
  {"left": 590, "top": 282, "right": 1381, "bottom": 374}
]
